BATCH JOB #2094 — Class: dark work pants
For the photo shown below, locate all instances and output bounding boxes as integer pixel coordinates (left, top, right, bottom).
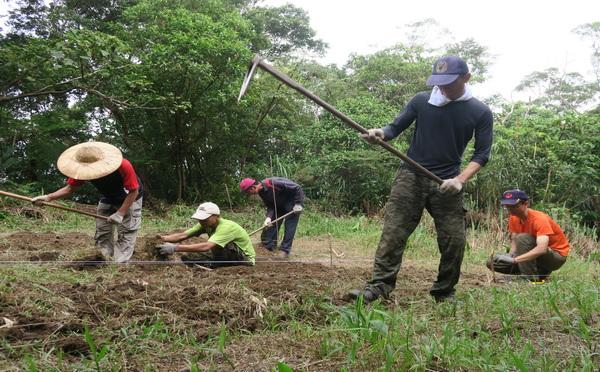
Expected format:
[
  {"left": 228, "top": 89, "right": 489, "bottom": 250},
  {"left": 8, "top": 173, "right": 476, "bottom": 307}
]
[
  {"left": 515, "top": 234, "right": 566, "bottom": 279},
  {"left": 367, "top": 167, "right": 466, "bottom": 299},
  {"left": 181, "top": 242, "right": 253, "bottom": 269},
  {"left": 261, "top": 210, "right": 300, "bottom": 254}
]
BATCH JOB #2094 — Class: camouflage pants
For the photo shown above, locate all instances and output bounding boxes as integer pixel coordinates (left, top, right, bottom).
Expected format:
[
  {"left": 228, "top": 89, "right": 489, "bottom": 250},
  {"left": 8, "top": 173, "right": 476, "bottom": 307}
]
[
  {"left": 181, "top": 242, "right": 253, "bottom": 269},
  {"left": 95, "top": 198, "right": 143, "bottom": 263},
  {"left": 367, "top": 167, "right": 465, "bottom": 299}
]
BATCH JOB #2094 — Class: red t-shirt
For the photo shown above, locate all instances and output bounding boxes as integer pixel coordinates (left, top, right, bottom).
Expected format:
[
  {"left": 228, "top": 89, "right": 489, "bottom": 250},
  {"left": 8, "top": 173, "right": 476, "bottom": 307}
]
[
  {"left": 508, "top": 209, "right": 570, "bottom": 257},
  {"left": 67, "top": 159, "right": 139, "bottom": 190},
  {"left": 67, "top": 159, "right": 140, "bottom": 204}
]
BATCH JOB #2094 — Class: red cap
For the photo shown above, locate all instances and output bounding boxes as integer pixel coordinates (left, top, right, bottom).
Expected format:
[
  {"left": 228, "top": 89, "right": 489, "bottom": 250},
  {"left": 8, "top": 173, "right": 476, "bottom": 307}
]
[{"left": 239, "top": 178, "right": 256, "bottom": 192}]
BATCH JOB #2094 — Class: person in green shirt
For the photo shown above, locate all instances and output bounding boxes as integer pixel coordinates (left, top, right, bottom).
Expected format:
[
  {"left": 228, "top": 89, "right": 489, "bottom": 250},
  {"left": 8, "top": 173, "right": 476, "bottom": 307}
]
[{"left": 157, "top": 202, "right": 256, "bottom": 268}]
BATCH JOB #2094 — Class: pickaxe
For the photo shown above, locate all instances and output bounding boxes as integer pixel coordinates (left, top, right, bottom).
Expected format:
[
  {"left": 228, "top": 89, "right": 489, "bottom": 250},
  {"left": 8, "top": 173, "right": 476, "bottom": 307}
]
[{"left": 237, "top": 55, "right": 443, "bottom": 185}]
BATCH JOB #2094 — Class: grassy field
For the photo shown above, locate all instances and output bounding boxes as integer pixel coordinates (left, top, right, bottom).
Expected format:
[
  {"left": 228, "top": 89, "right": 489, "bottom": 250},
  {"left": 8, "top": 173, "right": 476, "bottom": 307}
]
[{"left": 0, "top": 202, "right": 598, "bottom": 370}]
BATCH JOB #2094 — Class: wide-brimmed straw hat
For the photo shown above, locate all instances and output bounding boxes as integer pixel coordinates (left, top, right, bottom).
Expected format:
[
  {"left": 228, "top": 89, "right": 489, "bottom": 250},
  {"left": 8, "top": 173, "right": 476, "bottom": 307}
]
[{"left": 57, "top": 142, "right": 123, "bottom": 180}]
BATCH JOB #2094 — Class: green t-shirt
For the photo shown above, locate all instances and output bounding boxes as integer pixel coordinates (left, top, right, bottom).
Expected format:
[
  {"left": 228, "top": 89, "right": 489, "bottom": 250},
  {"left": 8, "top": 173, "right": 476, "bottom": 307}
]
[{"left": 184, "top": 218, "right": 256, "bottom": 264}]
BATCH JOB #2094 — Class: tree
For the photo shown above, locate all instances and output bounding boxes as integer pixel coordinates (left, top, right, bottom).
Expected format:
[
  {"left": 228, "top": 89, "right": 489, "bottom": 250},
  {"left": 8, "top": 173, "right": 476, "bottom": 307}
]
[{"left": 516, "top": 68, "right": 597, "bottom": 112}]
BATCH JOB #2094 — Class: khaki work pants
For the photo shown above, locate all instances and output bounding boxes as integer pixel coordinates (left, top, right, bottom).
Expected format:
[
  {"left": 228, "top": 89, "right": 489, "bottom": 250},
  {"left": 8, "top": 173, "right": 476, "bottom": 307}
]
[{"left": 95, "top": 198, "right": 143, "bottom": 263}]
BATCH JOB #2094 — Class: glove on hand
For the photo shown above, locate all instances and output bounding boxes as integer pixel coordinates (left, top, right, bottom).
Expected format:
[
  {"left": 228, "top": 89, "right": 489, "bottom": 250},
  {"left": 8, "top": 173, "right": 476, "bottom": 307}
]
[
  {"left": 31, "top": 195, "right": 50, "bottom": 206},
  {"left": 157, "top": 243, "right": 178, "bottom": 255},
  {"left": 487, "top": 253, "right": 519, "bottom": 274},
  {"left": 263, "top": 217, "right": 272, "bottom": 227},
  {"left": 293, "top": 204, "right": 303, "bottom": 213},
  {"left": 107, "top": 212, "right": 124, "bottom": 225},
  {"left": 360, "top": 128, "right": 385, "bottom": 144},
  {"left": 440, "top": 177, "right": 463, "bottom": 195},
  {"left": 496, "top": 253, "right": 516, "bottom": 265}
]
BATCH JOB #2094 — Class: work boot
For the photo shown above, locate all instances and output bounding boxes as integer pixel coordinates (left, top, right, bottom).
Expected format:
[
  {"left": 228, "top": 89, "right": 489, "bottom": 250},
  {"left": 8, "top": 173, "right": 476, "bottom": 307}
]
[
  {"left": 347, "top": 288, "right": 380, "bottom": 304},
  {"left": 260, "top": 244, "right": 275, "bottom": 252},
  {"left": 433, "top": 292, "right": 456, "bottom": 304}
]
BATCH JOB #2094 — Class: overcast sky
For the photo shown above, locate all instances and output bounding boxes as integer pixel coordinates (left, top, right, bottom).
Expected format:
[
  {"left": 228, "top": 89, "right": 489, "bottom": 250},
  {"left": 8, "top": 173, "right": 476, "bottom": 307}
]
[
  {"left": 2, "top": 0, "right": 598, "bottom": 101},
  {"left": 263, "top": 0, "right": 600, "bottom": 101}
]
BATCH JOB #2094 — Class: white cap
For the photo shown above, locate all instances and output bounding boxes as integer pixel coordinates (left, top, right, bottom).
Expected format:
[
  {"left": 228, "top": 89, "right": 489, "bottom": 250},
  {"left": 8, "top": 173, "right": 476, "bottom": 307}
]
[{"left": 192, "top": 202, "right": 220, "bottom": 220}]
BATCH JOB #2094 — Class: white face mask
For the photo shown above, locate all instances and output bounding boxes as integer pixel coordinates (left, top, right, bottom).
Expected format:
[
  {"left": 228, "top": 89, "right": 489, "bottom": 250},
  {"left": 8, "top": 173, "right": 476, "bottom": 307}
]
[{"left": 428, "top": 85, "right": 473, "bottom": 107}]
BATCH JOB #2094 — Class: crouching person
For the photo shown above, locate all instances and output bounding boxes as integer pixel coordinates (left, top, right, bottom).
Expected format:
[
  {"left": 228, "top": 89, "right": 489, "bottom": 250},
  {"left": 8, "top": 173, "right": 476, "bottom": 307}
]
[
  {"left": 487, "top": 189, "right": 570, "bottom": 281},
  {"left": 157, "top": 202, "right": 256, "bottom": 269}
]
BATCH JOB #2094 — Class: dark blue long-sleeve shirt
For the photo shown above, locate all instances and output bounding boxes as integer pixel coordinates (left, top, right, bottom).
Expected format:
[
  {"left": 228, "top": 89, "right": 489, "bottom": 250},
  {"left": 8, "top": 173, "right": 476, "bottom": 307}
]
[
  {"left": 382, "top": 91, "right": 493, "bottom": 179},
  {"left": 258, "top": 177, "right": 304, "bottom": 219}
]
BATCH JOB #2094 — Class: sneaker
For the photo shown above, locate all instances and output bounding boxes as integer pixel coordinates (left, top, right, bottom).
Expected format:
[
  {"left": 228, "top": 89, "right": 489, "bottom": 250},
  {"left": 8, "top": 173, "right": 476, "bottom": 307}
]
[
  {"left": 347, "top": 288, "right": 380, "bottom": 304},
  {"left": 279, "top": 251, "right": 290, "bottom": 259}
]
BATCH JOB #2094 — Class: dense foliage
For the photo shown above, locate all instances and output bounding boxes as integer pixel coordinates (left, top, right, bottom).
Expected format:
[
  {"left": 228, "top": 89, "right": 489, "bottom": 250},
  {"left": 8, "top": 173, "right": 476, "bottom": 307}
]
[{"left": 1, "top": 1, "right": 598, "bottom": 228}]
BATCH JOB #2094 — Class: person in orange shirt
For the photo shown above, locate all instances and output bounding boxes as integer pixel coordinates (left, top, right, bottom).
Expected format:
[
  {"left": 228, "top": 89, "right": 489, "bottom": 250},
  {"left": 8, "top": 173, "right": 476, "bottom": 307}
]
[{"left": 488, "top": 189, "right": 570, "bottom": 281}]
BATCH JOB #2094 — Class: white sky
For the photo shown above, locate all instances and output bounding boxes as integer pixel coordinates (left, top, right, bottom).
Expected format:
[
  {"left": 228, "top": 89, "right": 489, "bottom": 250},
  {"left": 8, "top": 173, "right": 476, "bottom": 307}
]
[
  {"left": 2, "top": 0, "right": 598, "bottom": 101},
  {"left": 263, "top": 0, "right": 600, "bottom": 101}
]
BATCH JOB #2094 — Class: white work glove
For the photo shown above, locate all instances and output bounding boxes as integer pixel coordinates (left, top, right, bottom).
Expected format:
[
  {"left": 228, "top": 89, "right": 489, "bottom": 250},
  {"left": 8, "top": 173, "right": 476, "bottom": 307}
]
[
  {"left": 107, "top": 212, "right": 124, "bottom": 225},
  {"left": 263, "top": 217, "right": 272, "bottom": 227},
  {"left": 293, "top": 204, "right": 303, "bottom": 213},
  {"left": 496, "top": 254, "right": 516, "bottom": 265},
  {"left": 31, "top": 195, "right": 50, "bottom": 206},
  {"left": 439, "top": 178, "right": 463, "bottom": 195},
  {"left": 360, "top": 128, "right": 385, "bottom": 144},
  {"left": 157, "top": 242, "right": 178, "bottom": 255}
]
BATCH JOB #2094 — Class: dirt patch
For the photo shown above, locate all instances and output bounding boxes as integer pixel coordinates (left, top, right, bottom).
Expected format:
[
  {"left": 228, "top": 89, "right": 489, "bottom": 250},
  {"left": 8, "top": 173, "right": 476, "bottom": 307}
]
[
  {"left": 29, "top": 251, "right": 61, "bottom": 261},
  {"left": 55, "top": 335, "right": 89, "bottom": 356},
  {"left": 0, "top": 231, "right": 495, "bottom": 369},
  {"left": 66, "top": 254, "right": 107, "bottom": 270},
  {"left": 0, "top": 231, "right": 92, "bottom": 254}
]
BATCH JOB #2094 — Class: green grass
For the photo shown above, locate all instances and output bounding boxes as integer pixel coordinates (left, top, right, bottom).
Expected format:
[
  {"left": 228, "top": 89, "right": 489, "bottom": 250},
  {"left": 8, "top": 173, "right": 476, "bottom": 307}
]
[
  {"left": 319, "top": 275, "right": 599, "bottom": 370},
  {"left": 0, "top": 203, "right": 598, "bottom": 370}
]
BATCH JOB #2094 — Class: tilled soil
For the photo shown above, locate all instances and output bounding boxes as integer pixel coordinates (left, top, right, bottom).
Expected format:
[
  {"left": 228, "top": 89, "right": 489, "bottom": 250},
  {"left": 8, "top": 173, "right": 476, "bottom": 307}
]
[{"left": 0, "top": 231, "right": 492, "bottom": 370}]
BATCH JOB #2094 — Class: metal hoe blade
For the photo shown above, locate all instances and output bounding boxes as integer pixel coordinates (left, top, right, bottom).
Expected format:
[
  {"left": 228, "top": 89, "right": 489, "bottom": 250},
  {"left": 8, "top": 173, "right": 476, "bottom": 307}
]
[{"left": 237, "top": 56, "right": 262, "bottom": 103}]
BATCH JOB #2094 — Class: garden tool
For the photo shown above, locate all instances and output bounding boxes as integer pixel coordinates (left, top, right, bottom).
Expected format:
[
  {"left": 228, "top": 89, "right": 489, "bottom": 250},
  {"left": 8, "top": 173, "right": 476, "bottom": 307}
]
[
  {"left": 248, "top": 210, "right": 296, "bottom": 236},
  {"left": 237, "top": 55, "right": 443, "bottom": 185},
  {"left": 0, "top": 190, "right": 106, "bottom": 219}
]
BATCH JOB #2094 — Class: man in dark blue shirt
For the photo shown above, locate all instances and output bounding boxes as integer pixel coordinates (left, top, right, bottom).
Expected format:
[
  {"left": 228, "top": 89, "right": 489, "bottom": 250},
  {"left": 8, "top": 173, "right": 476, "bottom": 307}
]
[
  {"left": 240, "top": 177, "right": 304, "bottom": 258},
  {"left": 349, "top": 56, "right": 493, "bottom": 303}
]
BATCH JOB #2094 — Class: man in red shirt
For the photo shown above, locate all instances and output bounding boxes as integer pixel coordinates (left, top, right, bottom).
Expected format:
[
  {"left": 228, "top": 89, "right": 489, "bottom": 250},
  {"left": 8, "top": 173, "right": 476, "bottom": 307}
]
[
  {"left": 488, "top": 189, "right": 570, "bottom": 281},
  {"left": 32, "top": 142, "right": 143, "bottom": 263}
]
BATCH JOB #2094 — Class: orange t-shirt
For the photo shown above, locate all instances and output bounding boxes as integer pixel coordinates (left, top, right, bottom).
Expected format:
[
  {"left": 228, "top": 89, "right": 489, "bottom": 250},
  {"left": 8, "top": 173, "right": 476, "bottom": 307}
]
[{"left": 508, "top": 209, "right": 570, "bottom": 257}]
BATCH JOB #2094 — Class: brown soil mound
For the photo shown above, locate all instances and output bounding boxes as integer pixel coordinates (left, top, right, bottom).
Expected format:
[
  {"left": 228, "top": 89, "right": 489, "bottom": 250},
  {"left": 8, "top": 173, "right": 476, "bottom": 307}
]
[
  {"left": 66, "top": 253, "right": 106, "bottom": 269},
  {"left": 141, "top": 235, "right": 170, "bottom": 260}
]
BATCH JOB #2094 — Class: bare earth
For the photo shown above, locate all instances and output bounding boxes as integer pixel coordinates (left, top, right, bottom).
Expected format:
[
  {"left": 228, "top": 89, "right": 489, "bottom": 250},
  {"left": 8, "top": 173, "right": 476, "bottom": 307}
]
[{"left": 0, "top": 232, "right": 493, "bottom": 370}]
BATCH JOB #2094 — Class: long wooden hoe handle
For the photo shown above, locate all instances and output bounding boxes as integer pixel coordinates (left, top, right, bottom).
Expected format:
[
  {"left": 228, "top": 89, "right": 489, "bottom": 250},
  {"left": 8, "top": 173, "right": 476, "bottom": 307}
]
[
  {"left": 248, "top": 210, "right": 297, "bottom": 236},
  {"left": 0, "top": 190, "right": 106, "bottom": 220},
  {"left": 242, "top": 56, "right": 443, "bottom": 185}
]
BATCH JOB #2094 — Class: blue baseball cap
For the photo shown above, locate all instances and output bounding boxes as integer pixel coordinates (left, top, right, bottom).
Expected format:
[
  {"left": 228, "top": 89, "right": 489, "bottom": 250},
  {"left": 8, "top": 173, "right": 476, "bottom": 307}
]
[
  {"left": 500, "top": 189, "right": 529, "bottom": 206},
  {"left": 426, "top": 56, "right": 469, "bottom": 86}
]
